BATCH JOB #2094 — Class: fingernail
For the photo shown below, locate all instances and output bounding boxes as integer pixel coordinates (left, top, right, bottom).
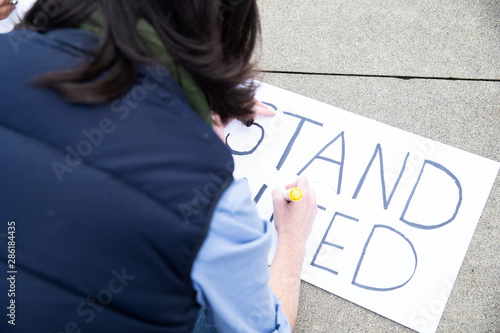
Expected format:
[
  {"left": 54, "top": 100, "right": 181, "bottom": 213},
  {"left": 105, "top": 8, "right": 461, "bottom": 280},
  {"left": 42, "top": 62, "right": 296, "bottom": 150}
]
[{"left": 245, "top": 118, "right": 254, "bottom": 127}]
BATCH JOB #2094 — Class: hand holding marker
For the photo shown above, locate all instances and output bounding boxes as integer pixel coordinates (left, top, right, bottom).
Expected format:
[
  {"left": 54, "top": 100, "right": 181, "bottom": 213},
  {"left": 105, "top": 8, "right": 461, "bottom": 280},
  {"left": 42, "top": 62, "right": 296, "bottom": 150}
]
[{"left": 283, "top": 187, "right": 303, "bottom": 202}]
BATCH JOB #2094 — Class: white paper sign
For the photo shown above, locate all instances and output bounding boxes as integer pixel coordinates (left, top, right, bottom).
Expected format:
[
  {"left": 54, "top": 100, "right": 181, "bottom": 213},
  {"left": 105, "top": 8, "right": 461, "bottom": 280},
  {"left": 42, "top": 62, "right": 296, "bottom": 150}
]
[{"left": 224, "top": 82, "right": 499, "bottom": 333}]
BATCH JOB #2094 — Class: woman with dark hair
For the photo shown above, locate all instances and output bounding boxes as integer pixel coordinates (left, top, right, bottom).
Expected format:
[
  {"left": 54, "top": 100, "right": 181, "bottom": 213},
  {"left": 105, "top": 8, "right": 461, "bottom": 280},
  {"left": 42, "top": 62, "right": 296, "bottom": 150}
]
[{"left": 0, "top": 1, "right": 317, "bottom": 332}]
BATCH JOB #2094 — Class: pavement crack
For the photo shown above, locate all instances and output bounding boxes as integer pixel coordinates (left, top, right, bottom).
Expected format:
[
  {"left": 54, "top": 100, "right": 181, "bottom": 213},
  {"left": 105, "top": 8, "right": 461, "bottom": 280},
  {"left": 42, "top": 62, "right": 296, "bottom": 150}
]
[{"left": 260, "top": 70, "right": 500, "bottom": 83}]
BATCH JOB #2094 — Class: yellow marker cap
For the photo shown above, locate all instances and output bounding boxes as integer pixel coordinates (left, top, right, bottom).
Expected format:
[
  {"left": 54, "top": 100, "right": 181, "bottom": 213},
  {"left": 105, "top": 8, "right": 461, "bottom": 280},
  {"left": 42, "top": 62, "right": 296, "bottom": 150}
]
[{"left": 285, "top": 187, "right": 303, "bottom": 202}]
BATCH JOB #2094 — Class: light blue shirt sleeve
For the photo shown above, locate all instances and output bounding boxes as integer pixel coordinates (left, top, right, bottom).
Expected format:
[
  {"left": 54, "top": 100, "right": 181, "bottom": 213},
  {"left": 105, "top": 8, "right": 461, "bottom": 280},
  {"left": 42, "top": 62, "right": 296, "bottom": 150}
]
[{"left": 191, "top": 178, "right": 291, "bottom": 333}]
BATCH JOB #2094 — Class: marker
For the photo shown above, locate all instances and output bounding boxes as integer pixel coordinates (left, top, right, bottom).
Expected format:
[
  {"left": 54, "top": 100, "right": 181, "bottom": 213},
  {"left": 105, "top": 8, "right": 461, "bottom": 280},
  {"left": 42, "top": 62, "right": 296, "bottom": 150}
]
[{"left": 283, "top": 187, "right": 303, "bottom": 202}]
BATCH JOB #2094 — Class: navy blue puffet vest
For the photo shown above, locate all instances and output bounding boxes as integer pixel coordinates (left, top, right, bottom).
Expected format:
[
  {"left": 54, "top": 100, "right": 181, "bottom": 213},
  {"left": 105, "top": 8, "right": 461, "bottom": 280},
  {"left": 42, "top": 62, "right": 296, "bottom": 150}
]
[{"left": 0, "top": 29, "right": 234, "bottom": 332}]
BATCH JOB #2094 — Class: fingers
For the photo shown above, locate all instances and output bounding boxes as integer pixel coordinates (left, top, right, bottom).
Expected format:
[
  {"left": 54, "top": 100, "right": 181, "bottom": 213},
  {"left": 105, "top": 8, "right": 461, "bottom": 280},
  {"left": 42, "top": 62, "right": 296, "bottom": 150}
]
[
  {"left": 296, "top": 177, "right": 310, "bottom": 190},
  {"left": 272, "top": 189, "right": 288, "bottom": 208},
  {"left": 0, "top": 1, "right": 15, "bottom": 20},
  {"left": 272, "top": 177, "right": 318, "bottom": 244},
  {"left": 254, "top": 104, "right": 277, "bottom": 117},
  {"left": 240, "top": 117, "right": 255, "bottom": 127},
  {"left": 0, "top": 0, "right": 15, "bottom": 9},
  {"left": 253, "top": 98, "right": 277, "bottom": 117},
  {"left": 279, "top": 177, "right": 316, "bottom": 210},
  {"left": 283, "top": 177, "right": 317, "bottom": 219},
  {"left": 236, "top": 112, "right": 256, "bottom": 127},
  {"left": 285, "top": 177, "right": 309, "bottom": 190},
  {"left": 216, "top": 98, "right": 277, "bottom": 129},
  {"left": 236, "top": 98, "right": 278, "bottom": 127},
  {"left": 254, "top": 99, "right": 267, "bottom": 109}
]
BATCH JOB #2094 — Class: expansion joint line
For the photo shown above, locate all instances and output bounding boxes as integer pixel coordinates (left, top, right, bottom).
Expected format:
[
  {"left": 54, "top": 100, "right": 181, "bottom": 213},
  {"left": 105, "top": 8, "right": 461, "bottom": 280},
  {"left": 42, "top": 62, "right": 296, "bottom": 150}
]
[{"left": 260, "top": 70, "right": 500, "bottom": 83}]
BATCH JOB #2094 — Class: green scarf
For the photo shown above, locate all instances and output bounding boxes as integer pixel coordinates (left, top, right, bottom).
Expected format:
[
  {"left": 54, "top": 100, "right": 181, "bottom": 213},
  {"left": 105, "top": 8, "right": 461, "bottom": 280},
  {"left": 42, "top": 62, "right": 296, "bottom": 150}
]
[{"left": 80, "top": 13, "right": 212, "bottom": 125}]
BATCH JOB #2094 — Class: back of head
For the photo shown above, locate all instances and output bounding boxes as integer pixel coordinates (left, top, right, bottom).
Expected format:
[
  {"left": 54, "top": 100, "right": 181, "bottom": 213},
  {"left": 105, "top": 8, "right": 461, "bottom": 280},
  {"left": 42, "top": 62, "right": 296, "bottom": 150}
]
[{"left": 17, "top": 0, "right": 260, "bottom": 122}]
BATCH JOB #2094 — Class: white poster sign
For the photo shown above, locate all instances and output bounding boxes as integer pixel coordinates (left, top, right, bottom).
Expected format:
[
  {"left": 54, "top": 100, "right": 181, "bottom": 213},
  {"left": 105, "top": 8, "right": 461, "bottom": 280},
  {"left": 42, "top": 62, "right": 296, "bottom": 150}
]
[{"left": 224, "top": 82, "right": 499, "bottom": 333}]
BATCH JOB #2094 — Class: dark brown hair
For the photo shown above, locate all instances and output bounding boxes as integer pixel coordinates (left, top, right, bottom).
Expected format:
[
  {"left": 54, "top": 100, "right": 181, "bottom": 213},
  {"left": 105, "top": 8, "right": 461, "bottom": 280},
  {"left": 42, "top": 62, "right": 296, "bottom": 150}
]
[{"left": 17, "top": 0, "right": 260, "bottom": 122}]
